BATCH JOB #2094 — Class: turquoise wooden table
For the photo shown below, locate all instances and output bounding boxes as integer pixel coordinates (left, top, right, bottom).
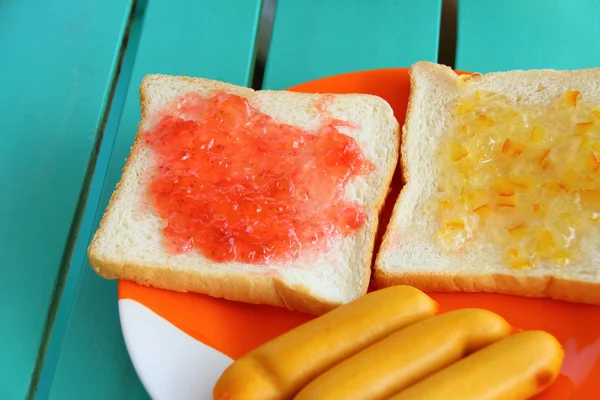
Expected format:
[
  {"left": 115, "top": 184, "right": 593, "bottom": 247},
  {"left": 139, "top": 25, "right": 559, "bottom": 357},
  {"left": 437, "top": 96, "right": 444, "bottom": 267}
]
[{"left": 1, "top": 0, "right": 599, "bottom": 398}]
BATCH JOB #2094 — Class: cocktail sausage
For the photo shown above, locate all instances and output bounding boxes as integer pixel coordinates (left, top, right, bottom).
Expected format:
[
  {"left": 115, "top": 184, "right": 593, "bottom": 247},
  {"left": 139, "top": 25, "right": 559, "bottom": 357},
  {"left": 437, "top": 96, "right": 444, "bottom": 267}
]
[
  {"left": 213, "top": 286, "right": 438, "bottom": 400},
  {"left": 389, "top": 330, "right": 564, "bottom": 400},
  {"left": 295, "top": 308, "right": 511, "bottom": 400}
]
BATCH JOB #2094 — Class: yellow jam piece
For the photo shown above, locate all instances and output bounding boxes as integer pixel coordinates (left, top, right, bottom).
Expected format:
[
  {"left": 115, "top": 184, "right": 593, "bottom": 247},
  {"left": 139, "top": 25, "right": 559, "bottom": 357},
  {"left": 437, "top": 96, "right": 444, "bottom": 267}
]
[{"left": 434, "top": 84, "right": 600, "bottom": 268}]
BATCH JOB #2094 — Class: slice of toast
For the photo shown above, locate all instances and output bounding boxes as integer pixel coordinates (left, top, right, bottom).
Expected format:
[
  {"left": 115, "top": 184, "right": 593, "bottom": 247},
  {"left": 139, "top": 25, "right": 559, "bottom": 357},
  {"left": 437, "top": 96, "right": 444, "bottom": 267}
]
[
  {"left": 375, "top": 61, "right": 600, "bottom": 305},
  {"left": 88, "top": 75, "right": 399, "bottom": 314}
]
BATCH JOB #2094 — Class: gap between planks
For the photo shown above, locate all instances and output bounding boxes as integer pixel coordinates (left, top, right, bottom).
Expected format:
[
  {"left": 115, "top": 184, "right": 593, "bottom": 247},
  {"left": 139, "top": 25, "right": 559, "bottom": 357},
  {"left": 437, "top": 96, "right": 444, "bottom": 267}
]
[
  {"left": 32, "top": 1, "right": 147, "bottom": 398},
  {"left": 252, "top": 0, "right": 277, "bottom": 89},
  {"left": 438, "top": 0, "right": 457, "bottom": 68}
]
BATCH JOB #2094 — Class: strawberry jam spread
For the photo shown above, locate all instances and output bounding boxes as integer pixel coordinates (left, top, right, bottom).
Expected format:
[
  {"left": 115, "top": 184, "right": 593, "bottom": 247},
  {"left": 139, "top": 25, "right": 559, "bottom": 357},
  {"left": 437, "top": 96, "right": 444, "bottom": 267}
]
[{"left": 143, "top": 91, "right": 374, "bottom": 264}]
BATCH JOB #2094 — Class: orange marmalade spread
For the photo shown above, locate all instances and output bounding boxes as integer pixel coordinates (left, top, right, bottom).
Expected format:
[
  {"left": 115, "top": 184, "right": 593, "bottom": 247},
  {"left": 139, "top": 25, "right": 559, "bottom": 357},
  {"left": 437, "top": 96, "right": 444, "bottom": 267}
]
[
  {"left": 434, "top": 84, "right": 600, "bottom": 268},
  {"left": 143, "top": 91, "right": 374, "bottom": 264}
]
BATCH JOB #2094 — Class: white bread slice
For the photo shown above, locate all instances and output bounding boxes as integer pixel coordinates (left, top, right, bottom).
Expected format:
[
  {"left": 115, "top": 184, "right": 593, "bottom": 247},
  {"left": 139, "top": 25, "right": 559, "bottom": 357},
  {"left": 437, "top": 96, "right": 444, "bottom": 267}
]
[
  {"left": 88, "top": 75, "right": 399, "bottom": 314},
  {"left": 374, "top": 61, "right": 600, "bottom": 305}
]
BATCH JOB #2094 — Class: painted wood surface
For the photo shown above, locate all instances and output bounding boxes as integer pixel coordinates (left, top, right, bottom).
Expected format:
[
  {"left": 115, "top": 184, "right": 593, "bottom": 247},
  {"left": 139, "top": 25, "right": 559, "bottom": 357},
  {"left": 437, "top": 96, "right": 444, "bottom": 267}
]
[
  {"left": 0, "top": 1, "right": 133, "bottom": 398},
  {"left": 40, "top": 1, "right": 263, "bottom": 399},
  {"left": 263, "top": 0, "right": 442, "bottom": 89},
  {"left": 456, "top": 0, "right": 600, "bottom": 72}
]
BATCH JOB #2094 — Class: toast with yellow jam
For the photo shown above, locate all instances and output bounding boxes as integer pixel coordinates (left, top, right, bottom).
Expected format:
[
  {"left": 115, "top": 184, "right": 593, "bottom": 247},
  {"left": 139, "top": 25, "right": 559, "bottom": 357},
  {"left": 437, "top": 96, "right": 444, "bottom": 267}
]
[{"left": 375, "top": 61, "right": 600, "bottom": 305}]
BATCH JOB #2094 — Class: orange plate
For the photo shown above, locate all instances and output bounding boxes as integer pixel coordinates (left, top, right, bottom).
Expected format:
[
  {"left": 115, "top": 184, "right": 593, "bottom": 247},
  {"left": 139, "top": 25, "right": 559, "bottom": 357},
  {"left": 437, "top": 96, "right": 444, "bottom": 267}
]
[{"left": 119, "top": 68, "right": 600, "bottom": 399}]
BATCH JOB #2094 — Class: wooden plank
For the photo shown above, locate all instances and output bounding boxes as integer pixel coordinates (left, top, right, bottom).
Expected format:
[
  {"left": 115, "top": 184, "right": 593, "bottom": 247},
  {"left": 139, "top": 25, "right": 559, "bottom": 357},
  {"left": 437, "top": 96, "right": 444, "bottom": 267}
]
[
  {"left": 263, "top": 0, "right": 442, "bottom": 89},
  {"left": 456, "top": 0, "right": 600, "bottom": 72},
  {"left": 44, "top": 0, "right": 263, "bottom": 398},
  {"left": 34, "top": 9, "right": 145, "bottom": 399},
  {"left": 0, "top": 0, "right": 133, "bottom": 398}
]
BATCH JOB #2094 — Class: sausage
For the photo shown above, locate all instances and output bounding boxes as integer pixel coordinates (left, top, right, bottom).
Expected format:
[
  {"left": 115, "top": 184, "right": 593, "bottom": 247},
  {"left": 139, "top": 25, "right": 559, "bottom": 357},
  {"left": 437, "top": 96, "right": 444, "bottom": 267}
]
[
  {"left": 213, "top": 286, "right": 438, "bottom": 400},
  {"left": 388, "top": 330, "right": 564, "bottom": 400},
  {"left": 294, "top": 308, "right": 511, "bottom": 400}
]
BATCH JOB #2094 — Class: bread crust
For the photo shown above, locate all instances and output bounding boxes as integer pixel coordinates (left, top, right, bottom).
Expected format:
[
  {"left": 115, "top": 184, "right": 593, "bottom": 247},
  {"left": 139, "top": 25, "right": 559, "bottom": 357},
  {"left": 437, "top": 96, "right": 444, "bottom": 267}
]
[
  {"left": 88, "top": 74, "right": 399, "bottom": 315},
  {"left": 90, "top": 252, "right": 338, "bottom": 315},
  {"left": 375, "top": 65, "right": 422, "bottom": 268},
  {"left": 89, "top": 218, "right": 381, "bottom": 316},
  {"left": 373, "top": 271, "right": 600, "bottom": 305}
]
